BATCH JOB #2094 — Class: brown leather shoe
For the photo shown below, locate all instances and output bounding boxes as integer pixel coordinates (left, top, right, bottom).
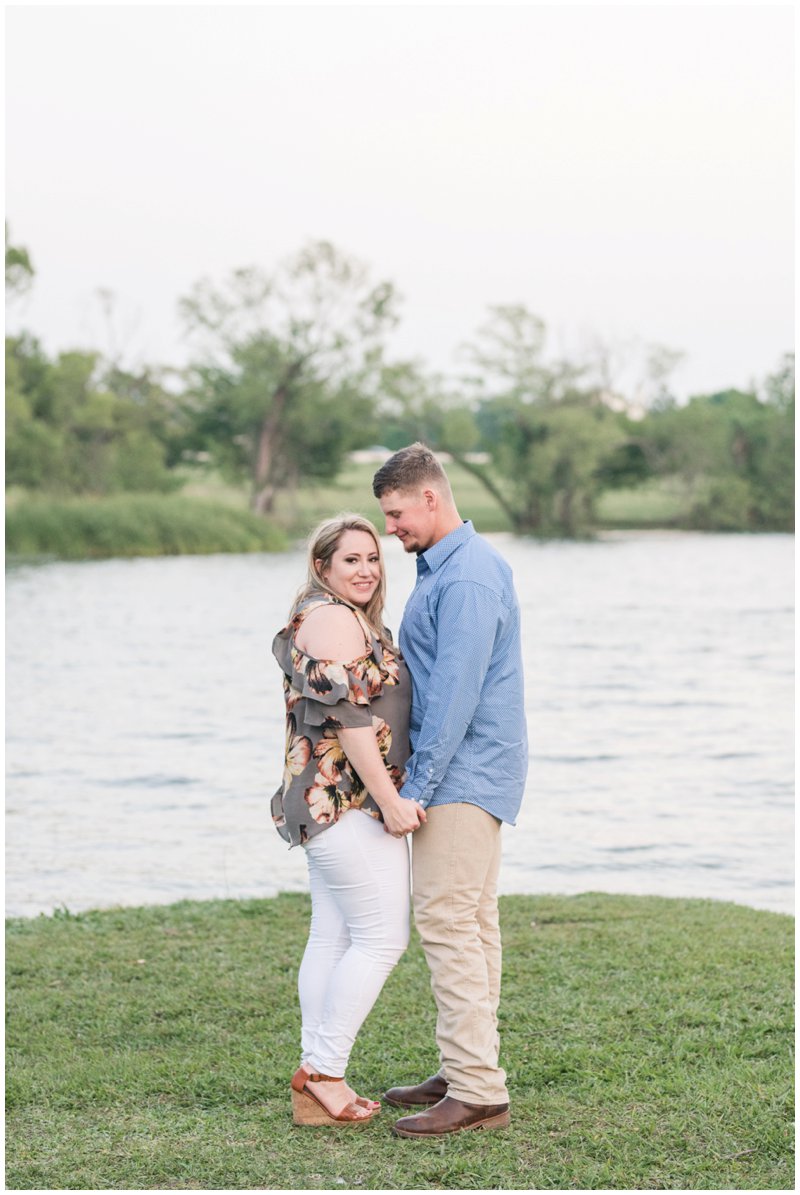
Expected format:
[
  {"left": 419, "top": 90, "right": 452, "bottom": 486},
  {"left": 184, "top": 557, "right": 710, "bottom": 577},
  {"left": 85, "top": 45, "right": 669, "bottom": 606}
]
[
  {"left": 392, "top": 1095, "right": 510, "bottom": 1138},
  {"left": 383, "top": 1074, "right": 448, "bottom": 1109}
]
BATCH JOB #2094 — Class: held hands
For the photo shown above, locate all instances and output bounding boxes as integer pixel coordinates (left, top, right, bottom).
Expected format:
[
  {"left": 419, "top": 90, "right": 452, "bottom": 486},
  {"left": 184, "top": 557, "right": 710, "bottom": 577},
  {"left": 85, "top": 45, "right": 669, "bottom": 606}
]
[
  {"left": 382, "top": 796, "right": 427, "bottom": 838},
  {"left": 335, "top": 727, "right": 424, "bottom": 837}
]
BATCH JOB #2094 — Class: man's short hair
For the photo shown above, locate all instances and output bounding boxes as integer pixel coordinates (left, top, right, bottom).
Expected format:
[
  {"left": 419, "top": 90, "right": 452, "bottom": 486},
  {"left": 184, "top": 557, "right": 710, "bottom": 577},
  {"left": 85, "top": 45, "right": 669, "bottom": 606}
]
[{"left": 372, "top": 442, "right": 452, "bottom": 498}]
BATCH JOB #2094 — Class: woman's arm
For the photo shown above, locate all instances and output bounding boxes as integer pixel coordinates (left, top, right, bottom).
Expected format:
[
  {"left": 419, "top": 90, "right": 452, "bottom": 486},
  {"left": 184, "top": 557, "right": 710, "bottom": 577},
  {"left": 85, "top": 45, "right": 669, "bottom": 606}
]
[
  {"left": 297, "top": 604, "right": 426, "bottom": 836},
  {"left": 337, "top": 726, "right": 426, "bottom": 836}
]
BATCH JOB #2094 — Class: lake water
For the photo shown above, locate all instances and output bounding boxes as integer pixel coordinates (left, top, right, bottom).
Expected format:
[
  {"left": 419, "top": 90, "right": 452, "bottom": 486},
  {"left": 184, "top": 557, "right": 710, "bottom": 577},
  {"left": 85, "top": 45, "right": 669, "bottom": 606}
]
[{"left": 5, "top": 532, "right": 794, "bottom": 919}]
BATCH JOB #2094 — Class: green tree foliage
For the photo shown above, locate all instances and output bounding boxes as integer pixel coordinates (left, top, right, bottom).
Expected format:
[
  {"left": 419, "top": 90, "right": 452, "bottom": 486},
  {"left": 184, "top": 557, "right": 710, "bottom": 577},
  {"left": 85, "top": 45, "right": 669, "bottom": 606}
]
[
  {"left": 448, "top": 306, "right": 628, "bottom": 535},
  {"left": 479, "top": 394, "right": 628, "bottom": 535},
  {"left": 179, "top": 241, "right": 399, "bottom": 513},
  {"left": 103, "top": 364, "right": 188, "bottom": 470},
  {"left": 378, "top": 361, "right": 458, "bottom": 450},
  {"left": 5, "top": 224, "right": 34, "bottom": 297},
  {"left": 636, "top": 360, "right": 794, "bottom": 530},
  {"left": 5, "top": 230, "right": 792, "bottom": 539},
  {"left": 5, "top": 335, "right": 178, "bottom": 495}
]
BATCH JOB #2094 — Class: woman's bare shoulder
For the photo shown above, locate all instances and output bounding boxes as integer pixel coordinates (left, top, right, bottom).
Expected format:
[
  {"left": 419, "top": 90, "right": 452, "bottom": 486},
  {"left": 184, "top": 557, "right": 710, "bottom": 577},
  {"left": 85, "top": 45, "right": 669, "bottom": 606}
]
[{"left": 295, "top": 602, "right": 369, "bottom": 661}]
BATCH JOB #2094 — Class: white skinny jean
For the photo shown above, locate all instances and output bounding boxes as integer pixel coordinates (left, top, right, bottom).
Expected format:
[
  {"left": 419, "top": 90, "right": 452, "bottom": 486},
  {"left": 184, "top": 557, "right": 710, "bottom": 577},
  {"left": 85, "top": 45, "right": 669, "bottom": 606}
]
[{"left": 299, "top": 809, "right": 410, "bottom": 1076}]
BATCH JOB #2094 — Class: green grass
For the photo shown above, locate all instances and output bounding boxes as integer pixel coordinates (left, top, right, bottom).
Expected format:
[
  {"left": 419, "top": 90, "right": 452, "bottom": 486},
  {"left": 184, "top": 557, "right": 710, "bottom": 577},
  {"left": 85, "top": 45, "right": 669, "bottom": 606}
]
[
  {"left": 268, "top": 461, "right": 515, "bottom": 535},
  {"left": 5, "top": 893, "right": 793, "bottom": 1190},
  {"left": 5, "top": 494, "right": 287, "bottom": 560},
  {"left": 187, "top": 463, "right": 691, "bottom": 538},
  {"left": 595, "top": 479, "right": 694, "bottom": 528}
]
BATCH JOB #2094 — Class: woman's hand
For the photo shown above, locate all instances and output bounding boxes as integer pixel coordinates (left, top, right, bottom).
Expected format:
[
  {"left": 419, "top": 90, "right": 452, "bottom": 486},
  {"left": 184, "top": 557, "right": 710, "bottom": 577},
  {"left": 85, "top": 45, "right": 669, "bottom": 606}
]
[
  {"left": 382, "top": 796, "right": 427, "bottom": 837},
  {"left": 336, "top": 726, "right": 426, "bottom": 837}
]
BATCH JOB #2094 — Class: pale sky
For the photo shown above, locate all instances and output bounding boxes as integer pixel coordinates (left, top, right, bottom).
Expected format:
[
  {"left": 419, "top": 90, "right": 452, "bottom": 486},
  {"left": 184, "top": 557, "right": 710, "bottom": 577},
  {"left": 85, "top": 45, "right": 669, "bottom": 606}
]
[{"left": 5, "top": 3, "right": 795, "bottom": 400}]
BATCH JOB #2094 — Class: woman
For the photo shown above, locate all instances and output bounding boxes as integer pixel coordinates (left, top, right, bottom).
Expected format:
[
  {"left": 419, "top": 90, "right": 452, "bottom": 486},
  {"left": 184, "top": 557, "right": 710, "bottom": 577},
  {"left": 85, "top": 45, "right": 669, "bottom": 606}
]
[{"left": 272, "top": 513, "right": 426, "bottom": 1126}]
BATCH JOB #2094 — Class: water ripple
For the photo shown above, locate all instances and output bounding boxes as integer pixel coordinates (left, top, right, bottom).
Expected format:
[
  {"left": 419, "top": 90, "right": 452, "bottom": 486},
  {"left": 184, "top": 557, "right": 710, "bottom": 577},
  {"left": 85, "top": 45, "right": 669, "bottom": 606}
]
[{"left": 5, "top": 531, "right": 794, "bottom": 918}]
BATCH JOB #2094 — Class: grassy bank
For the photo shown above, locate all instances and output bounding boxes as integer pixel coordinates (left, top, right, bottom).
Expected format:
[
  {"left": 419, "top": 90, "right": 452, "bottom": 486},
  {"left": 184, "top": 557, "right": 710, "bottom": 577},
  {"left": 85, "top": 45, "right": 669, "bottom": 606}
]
[
  {"left": 6, "top": 893, "right": 793, "bottom": 1190},
  {"left": 270, "top": 466, "right": 693, "bottom": 536},
  {"left": 4, "top": 467, "right": 700, "bottom": 562},
  {"left": 186, "top": 463, "right": 691, "bottom": 537},
  {"left": 595, "top": 478, "right": 694, "bottom": 529},
  {"left": 7, "top": 461, "right": 783, "bottom": 561},
  {"left": 274, "top": 461, "right": 516, "bottom": 534},
  {"left": 5, "top": 494, "right": 287, "bottom": 560},
  {"left": 180, "top": 460, "right": 518, "bottom": 536}
]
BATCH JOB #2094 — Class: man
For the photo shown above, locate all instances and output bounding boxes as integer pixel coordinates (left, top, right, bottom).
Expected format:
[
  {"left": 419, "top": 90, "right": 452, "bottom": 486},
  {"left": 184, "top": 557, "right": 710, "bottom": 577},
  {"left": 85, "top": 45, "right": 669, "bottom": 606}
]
[{"left": 372, "top": 442, "right": 528, "bottom": 1139}]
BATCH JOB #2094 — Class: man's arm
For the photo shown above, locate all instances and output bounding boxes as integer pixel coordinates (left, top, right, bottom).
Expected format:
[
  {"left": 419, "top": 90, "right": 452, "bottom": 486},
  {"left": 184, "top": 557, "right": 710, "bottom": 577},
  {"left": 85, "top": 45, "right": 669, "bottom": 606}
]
[{"left": 400, "top": 580, "right": 505, "bottom": 807}]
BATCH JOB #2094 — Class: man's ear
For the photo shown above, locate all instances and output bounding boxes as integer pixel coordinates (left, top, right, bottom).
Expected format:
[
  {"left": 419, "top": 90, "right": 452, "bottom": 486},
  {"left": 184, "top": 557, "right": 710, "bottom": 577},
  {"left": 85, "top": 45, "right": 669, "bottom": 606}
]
[{"left": 423, "top": 488, "right": 437, "bottom": 511}]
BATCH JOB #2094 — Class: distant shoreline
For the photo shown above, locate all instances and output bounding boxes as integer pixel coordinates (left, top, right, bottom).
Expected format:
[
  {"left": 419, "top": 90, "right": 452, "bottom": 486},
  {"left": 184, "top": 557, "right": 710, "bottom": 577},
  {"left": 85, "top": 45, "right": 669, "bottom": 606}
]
[
  {"left": 7, "top": 884, "right": 794, "bottom": 924},
  {"left": 5, "top": 490, "right": 794, "bottom": 563}
]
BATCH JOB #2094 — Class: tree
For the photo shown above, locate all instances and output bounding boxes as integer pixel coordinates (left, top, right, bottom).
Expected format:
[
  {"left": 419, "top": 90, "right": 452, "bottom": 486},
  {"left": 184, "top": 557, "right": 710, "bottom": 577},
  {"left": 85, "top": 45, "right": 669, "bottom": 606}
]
[
  {"left": 762, "top": 352, "right": 794, "bottom": 413},
  {"left": 5, "top": 224, "right": 34, "bottom": 297},
  {"left": 103, "top": 363, "right": 188, "bottom": 469},
  {"left": 5, "top": 335, "right": 177, "bottom": 495},
  {"left": 637, "top": 372, "right": 794, "bottom": 531},
  {"left": 451, "top": 306, "right": 627, "bottom": 535},
  {"left": 474, "top": 393, "right": 626, "bottom": 535},
  {"left": 179, "top": 241, "right": 400, "bottom": 513},
  {"left": 5, "top": 336, "right": 64, "bottom": 489},
  {"left": 753, "top": 354, "right": 795, "bottom": 528},
  {"left": 377, "top": 360, "right": 474, "bottom": 450}
]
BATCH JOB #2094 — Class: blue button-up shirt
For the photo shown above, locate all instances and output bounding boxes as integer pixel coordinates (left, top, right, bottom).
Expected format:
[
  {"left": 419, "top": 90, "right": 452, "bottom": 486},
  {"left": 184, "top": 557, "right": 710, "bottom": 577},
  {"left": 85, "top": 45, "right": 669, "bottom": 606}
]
[{"left": 398, "top": 521, "right": 528, "bottom": 824}]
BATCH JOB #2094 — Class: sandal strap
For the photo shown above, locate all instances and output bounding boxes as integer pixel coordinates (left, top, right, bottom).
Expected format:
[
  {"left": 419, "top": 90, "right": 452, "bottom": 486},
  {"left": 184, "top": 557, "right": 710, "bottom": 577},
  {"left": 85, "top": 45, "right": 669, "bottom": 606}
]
[
  {"left": 305, "top": 1072, "right": 354, "bottom": 1116},
  {"left": 291, "top": 1064, "right": 346, "bottom": 1098},
  {"left": 290, "top": 1064, "right": 374, "bottom": 1121}
]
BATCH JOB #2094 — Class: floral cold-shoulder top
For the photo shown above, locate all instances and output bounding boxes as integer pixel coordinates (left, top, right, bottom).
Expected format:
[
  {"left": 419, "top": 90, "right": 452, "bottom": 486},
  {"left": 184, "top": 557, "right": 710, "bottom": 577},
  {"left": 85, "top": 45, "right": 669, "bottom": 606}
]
[{"left": 271, "top": 592, "right": 411, "bottom": 847}]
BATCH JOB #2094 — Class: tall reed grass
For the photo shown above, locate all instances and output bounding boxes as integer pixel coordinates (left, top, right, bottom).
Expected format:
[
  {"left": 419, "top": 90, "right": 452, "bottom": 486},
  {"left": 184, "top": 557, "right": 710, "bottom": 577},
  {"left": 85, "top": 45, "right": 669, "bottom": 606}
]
[{"left": 5, "top": 494, "right": 287, "bottom": 560}]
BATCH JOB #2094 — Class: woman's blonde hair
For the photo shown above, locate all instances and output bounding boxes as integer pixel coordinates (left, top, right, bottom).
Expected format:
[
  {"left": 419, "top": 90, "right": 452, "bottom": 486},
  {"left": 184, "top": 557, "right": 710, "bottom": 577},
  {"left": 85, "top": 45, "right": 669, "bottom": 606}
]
[{"left": 291, "top": 512, "right": 390, "bottom": 644}]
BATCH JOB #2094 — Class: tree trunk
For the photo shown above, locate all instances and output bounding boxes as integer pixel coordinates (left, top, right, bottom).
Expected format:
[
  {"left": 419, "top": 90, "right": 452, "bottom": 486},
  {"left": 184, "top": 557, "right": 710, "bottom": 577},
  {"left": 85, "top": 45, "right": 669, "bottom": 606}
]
[
  {"left": 521, "top": 491, "right": 542, "bottom": 535},
  {"left": 252, "top": 483, "right": 277, "bottom": 515},
  {"left": 250, "top": 385, "right": 289, "bottom": 514},
  {"left": 559, "top": 487, "right": 574, "bottom": 536},
  {"left": 249, "top": 359, "right": 309, "bottom": 515}
]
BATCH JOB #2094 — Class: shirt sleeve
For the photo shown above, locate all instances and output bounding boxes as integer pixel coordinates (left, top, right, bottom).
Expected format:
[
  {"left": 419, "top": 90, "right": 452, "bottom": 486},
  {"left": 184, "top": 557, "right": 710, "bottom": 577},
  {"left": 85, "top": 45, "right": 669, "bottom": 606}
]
[
  {"left": 302, "top": 691, "right": 374, "bottom": 730},
  {"left": 272, "top": 621, "right": 385, "bottom": 731},
  {"left": 291, "top": 657, "right": 375, "bottom": 729},
  {"left": 399, "top": 580, "right": 506, "bottom": 807}
]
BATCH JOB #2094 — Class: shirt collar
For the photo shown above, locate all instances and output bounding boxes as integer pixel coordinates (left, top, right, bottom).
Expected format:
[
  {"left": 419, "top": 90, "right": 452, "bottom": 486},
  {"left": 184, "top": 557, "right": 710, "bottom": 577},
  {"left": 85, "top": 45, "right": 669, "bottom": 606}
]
[{"left": 418, "top": 520, "right": 475, "bottom": 574}]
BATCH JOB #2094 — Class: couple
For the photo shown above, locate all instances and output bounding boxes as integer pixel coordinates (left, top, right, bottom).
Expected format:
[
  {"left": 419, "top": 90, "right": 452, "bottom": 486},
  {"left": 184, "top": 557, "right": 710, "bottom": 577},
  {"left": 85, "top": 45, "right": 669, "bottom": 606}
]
[{"left": 271, "top": 443, "right": 528, "bottom": 1138}]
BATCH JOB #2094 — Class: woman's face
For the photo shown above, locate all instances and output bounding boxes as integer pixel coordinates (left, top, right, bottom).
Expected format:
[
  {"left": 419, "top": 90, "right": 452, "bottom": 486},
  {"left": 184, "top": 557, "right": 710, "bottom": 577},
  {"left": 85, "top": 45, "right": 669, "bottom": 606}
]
[{"left": 319, "top": 529, "right": 381, "bottom": 607}]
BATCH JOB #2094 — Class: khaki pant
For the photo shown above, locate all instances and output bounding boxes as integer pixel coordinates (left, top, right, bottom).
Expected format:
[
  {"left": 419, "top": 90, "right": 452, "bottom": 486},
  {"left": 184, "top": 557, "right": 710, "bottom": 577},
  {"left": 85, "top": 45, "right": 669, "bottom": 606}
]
[{"left": 411, "top": 802, "right": 508, "bottom": 1106}]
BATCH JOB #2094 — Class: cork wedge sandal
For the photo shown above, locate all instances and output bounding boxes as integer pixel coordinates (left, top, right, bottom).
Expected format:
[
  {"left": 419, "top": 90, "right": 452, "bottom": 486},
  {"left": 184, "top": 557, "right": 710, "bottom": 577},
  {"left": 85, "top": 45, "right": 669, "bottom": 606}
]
[{"left": 290, "top": 1066, "right": 379, "bottom": 1127}]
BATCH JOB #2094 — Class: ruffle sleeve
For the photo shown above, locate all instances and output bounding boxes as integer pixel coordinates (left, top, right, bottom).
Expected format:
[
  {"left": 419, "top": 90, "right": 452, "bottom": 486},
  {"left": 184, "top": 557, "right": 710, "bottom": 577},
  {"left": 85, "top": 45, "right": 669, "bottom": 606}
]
[{"left": 271, "top": 596, "right": 401, "bottom": 729}]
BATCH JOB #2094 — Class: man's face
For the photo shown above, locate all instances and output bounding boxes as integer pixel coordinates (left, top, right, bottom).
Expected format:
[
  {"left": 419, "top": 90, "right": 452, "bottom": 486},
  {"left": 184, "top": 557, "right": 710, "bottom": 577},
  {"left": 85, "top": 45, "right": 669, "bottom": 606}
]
[{"left": 378, "top": 487, "right": 437, "bottom": 554}]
